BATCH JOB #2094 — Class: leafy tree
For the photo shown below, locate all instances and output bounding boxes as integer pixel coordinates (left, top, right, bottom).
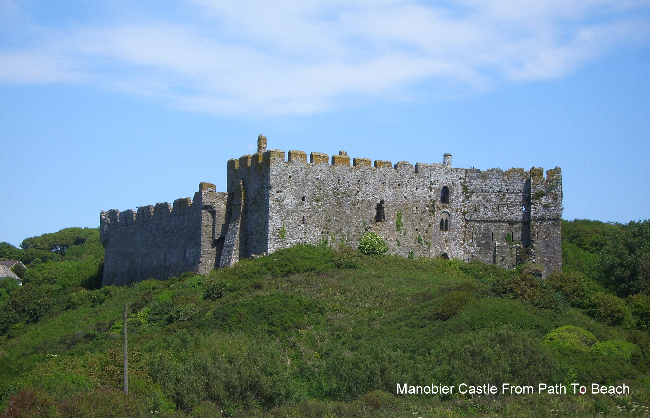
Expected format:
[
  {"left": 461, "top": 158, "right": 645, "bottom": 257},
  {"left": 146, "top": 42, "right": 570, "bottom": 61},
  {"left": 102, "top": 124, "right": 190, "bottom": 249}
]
[
  {"left": 20, "top": 227, "right": 99, "bottom": 257},
  {"left": 0, "top": 243, "right": 21, "bottom": 261},
  {"left": 562, "top": 219, "right": 620, "bottom": 254},
  {"left": 561, "top": 219, "right": 620, "bottom": 279},
  {"left": 600, "top": 220, "right": 650, "bottom": 297}
]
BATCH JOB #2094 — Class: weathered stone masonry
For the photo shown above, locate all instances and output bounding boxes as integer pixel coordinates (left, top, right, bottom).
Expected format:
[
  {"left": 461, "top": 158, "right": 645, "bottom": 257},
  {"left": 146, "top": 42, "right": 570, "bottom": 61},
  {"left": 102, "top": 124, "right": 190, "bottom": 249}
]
[{"left": 100, "top": 136, "right": 562, "bottom": 286}]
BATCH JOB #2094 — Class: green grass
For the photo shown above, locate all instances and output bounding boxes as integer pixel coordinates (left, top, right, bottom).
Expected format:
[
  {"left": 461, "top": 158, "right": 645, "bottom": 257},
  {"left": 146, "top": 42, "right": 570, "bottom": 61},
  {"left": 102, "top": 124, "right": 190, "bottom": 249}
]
[{"left": 2, "top": 244, "right": 650, "bottom": 417}]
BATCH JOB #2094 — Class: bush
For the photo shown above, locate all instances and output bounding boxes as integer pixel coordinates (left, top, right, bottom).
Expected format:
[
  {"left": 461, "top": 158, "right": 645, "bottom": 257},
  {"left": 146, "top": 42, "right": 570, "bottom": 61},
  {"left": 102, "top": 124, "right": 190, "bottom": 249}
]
[
  {"left": 357, "top": 232, "right": 388, "bottom": 255},
  {"left": 428, "top": 326, "right": 565, "bottom": 386},
  {"left": 588, "top": 292, "right": 631, "bottom": 326},
  {"left": 591, "top": 340, "right": 639, "bottom": 363},
  {"left": 547, "top": 271, "right": 600, "bottom": 309},
  {"left": 491, "top": 269, "right": 565, "bottom": 311},
  {"left": 628, "top": 294, "right": 650, "bottom": 331},
  {"left": 58, "top": 388, "right": 146, "bottom": 418},
  {"left": 1, "top": 389, "right": 58, "bottom": 418},
  {"left": 203, "top": 279, "right": 229, "bottom": 301},
  {"left": 432, "top": 291, "right": 474, "bottom": 321},
  {"left": 331, "top": 244, "right": 359, "bottom": 269},
  {"left": 189, "top": 400, "right": 223, "bottom": 417},
  {"left": 148, "top": 334, "right": 301, "bottom": 413},
  {"left": 543, "top": 325, "right": 598, "bottom": 352},
  {"left": 0, "top": 285, "right": 58, "bottom": 335},
  {"left": 210, "top": 294, "right": 323, "bottom": 335}
]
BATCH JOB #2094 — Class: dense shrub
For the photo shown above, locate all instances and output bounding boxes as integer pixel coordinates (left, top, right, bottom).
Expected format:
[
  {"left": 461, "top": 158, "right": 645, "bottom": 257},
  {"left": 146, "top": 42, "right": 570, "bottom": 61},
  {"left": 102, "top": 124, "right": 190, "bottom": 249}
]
[
  {"left": 588, "top": 292, "right": 632, "bottom": 326},
  {"left": 207, "top": 245, "right": 334, "bottom": 284},
  {"left": 357, "top": 232, "right": 388, "bottom": 255},
  {"left": 491, "top": 268, "right": 565, "bottom": 310},
  {"left": 203, "top": 278, "right": 229, "bottom": 301},
  {"left": 168, "top": 302, "right": 201, "bottom": 323},
  {"left": 457, "top": 260, "right": 513, "bottom": 285},
  {"left": 0, "top": 285, "right": 58, "bottom": 335},
  {"left": 320, "top": 342, "right": 412, "bottom": 401},
  {"left": 148, "top": 334, "right": 301, "bottom": 413},
  {"left": 546, "top": 271, "right": 600, "bottom": 308},
  {"left": 628, "top": 294, "right": 650, "bottom": 331},
  {"left": 58, "top": 389, "right": 146, "bottom": 418},
  {"left": 591, "top": 340, "right": 639, "bottom": 363},
  {"left": 443, "top": 298, "right": 555, "bottom": 334},
  {"left": 543, "top": 325, "right": 598, "bottom": 352},
  {"left": 0, "top": 389, "right": 58, "bottom": 418},
  {"left": 552, "top": 347, "right": 639, "bottom": 386},
  {"left": 627, "top": 330, "right": 650, "bottom": 371},
  {"left": 90, "top": 286, "right": 117, "bottom": 307},
  {"left": 331, "top": 244, "right": 359, "bottom": 269},
  {"left": 427, "top": 326, "right": 565, "bottom": 386},
  {"left": 562, "top": 241, "right": 601, "bottom": 279},
  {"left": 432, "top": 291, "right": 474, "bottom": 321},
  {"left": 189, "top": 400, "right": 223, "bottom": 418},
  {"left": 210, "top": 294, "right": 323, "bottom": 335}
]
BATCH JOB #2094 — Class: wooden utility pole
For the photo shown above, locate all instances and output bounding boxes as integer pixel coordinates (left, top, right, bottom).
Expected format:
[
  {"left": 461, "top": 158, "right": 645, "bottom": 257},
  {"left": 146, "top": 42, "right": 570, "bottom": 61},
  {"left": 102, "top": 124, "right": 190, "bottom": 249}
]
[{"left": 123, "top": 303, "right": 128, "bottom": 394}]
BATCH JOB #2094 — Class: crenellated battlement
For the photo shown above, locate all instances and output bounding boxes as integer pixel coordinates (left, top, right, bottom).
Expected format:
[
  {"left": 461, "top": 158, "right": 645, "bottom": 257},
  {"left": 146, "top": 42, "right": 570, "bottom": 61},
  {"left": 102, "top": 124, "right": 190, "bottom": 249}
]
[
  {"left": 228, "top": 142, "right": 457, "bottom": 174},
  {"left": 101, "top": 135, "right": 562, "bottom": 286},
  {"left": 100, "top": 188, "right": 216, "bottom": 231}
]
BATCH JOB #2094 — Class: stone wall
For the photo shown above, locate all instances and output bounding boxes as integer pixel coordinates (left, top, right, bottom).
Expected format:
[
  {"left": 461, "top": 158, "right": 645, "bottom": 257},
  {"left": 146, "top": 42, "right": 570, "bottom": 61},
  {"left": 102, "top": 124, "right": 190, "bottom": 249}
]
[
  {"left": 230, "top": 145, "right": 562, "bottom": 276},
  {"left": 100, "top": 183, "right": 227, "bottom": 286},
  {"left": 100, "top": 137, "right": 562, "bottom": 285}
]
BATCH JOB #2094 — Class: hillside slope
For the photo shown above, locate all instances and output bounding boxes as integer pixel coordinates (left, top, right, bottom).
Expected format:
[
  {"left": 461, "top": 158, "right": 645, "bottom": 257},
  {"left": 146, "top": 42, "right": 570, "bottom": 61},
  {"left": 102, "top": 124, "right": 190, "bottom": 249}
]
[{"left": 1, "top": 222, "right": 650, "bottom": 417}]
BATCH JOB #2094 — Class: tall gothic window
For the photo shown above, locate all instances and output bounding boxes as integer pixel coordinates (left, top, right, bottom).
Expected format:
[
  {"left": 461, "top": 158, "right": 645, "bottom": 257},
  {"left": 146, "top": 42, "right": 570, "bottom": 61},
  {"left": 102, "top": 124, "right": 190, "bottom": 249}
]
[{"left": 440, "top": 186, "right": 450, "bottom": 204}]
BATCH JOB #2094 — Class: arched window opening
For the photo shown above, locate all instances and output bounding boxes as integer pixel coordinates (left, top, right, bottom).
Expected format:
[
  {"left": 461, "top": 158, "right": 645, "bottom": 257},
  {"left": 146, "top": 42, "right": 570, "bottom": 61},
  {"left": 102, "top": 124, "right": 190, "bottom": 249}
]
[
  {"left": 375, "top": 199, "right": 386, "bottom": 222},
  {"left": 439, "top": 217, "right": 450, "bottom": 232},
  {"left": 440, "top": 186, "right": 450, "bottom": 204},
  {"left": 441, "top": 253, "right": 450, "bottom": 259}
]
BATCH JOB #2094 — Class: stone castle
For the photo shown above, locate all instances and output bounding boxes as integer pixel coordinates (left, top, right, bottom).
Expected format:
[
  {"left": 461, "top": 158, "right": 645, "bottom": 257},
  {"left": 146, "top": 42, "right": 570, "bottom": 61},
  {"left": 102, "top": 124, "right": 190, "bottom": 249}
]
[{"left": 100, "top": 135, "right": 562, "bottom": 286}]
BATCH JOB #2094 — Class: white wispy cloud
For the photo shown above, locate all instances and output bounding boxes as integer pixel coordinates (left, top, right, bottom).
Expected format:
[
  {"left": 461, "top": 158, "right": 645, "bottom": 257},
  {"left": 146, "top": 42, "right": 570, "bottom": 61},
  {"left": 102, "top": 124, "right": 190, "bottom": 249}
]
[{"left": 0, "top": 0, "right": 648, "bottom": 114}]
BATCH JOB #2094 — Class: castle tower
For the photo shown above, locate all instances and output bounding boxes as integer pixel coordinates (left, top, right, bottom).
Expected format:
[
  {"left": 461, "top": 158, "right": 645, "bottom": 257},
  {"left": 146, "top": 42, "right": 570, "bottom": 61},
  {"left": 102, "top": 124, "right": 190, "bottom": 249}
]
[
  {"left": 257, "top": 134, "right": 267, "bottom": 154},
  {"left": 443, "top": 153, "right": 452, "bottom": 166}
]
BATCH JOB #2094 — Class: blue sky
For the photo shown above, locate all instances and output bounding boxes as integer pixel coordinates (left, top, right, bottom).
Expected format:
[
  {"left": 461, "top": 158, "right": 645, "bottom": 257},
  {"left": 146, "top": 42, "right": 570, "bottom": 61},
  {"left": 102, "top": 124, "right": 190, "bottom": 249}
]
[{"left": 1, "top": 0, "right": 649, "bottom": 247}]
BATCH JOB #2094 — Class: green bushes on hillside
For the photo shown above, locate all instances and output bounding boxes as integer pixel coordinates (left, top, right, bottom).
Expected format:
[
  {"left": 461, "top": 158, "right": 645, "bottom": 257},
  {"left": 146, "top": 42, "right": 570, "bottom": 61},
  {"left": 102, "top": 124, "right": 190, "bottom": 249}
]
[{"left": 3, "top": 222, "right": 650, "bottom": 417}]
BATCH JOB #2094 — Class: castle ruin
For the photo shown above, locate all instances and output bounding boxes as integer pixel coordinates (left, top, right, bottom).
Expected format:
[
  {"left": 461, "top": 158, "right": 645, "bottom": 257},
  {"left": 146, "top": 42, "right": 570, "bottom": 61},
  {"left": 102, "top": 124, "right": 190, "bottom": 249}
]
[{"left": 100, "top": 135, "right": 562, "bottom": 286}]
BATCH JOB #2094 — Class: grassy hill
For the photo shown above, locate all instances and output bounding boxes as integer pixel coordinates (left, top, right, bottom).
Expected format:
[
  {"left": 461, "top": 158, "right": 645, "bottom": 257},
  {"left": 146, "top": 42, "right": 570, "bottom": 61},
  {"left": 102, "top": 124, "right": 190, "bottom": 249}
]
[{"left": 0, "top": 221, "right": 650, "bottom": 417}]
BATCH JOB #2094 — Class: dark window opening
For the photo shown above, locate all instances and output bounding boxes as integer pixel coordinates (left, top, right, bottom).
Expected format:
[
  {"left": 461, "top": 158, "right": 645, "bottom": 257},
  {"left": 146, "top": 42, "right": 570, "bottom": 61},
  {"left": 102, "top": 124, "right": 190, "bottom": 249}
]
[
  {"left": 375, "top": 200, "right": 386, "bottom": 222},
  {"left": 302, "top": 196, "right": 306, "bottom": 201},
  {"left": 439, "top": 218, "right": 449, "bottom": 232},
  {"left": 441, "top": 253, "right": 450, "bottom": 259},
  {"left": 441, "top": 186, "right": 450, "bottom": 204}
]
